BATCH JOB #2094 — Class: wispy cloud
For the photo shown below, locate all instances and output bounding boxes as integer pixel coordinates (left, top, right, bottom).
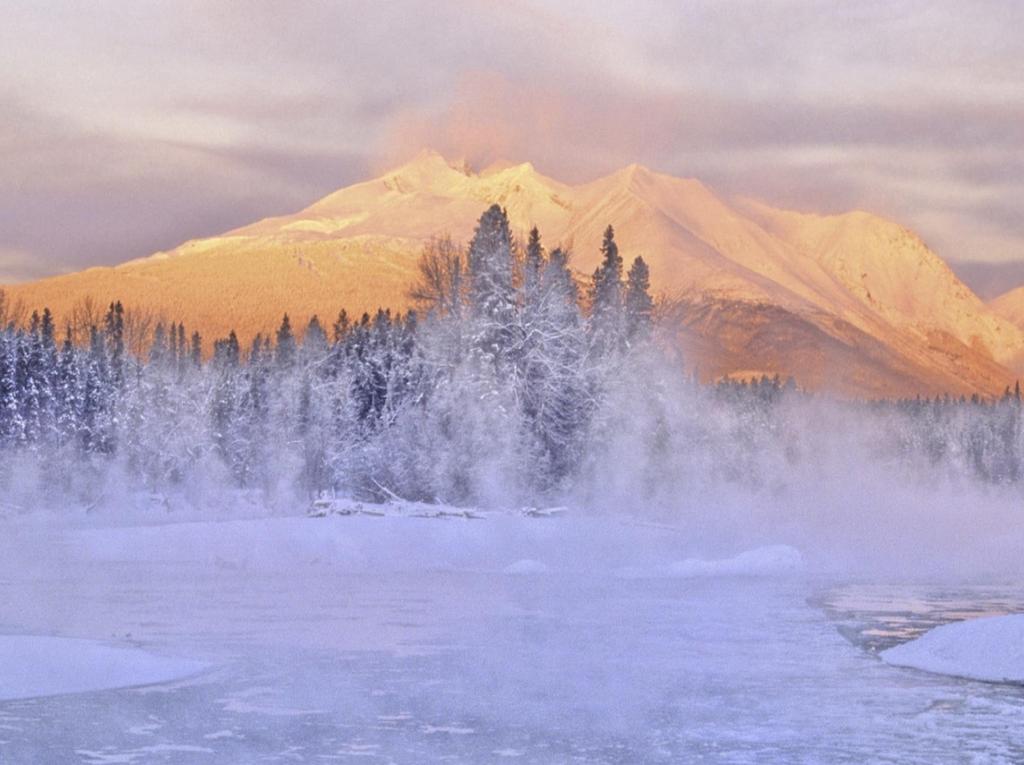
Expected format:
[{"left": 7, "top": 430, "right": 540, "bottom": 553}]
[
  {"left": 0, "top": 0, "right": 1021, "bottom": 281},
  {"left": 0, "top": 247, "right": 62, "bottom": 284}
]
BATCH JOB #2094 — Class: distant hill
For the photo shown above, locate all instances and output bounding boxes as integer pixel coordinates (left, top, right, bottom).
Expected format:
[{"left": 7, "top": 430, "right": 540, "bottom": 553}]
[{"left": 4, "top": 149, "right": 1023, "bottom": 397}]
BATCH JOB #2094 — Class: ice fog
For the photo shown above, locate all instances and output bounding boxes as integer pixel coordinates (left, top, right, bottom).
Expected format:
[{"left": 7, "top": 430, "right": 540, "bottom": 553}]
[
  {"left": 2, "top": 208, "right": 1024, "bottom": 582},
  {"left": 3, "top": 210, "right": 1024, "bottom": 760},
  {"left": 2, "top": 328, "right": 1023, "bottom": 582}
]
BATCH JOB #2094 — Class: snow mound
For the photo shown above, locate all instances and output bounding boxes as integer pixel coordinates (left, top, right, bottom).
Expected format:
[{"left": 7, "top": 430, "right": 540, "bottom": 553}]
[
  {"left": 503, "top": 559, "right": 550, "bottom": 575},
  {"left": 880, "top": 614, "right": 1024, "bottom": 684},
  {"left": 0, "top": 635, "right": 209, "bottom": 701},
  {"left": 618, "top": 545, "right": 804, "bottom": 580},
  {"left": 70, "top": 516, "right": 805, "bottom": 580}
]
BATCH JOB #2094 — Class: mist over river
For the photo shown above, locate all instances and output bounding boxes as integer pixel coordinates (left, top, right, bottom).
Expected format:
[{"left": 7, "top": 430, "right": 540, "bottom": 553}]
[{"left": 0, "top": 515, "right": 1021, "bottom": 764}]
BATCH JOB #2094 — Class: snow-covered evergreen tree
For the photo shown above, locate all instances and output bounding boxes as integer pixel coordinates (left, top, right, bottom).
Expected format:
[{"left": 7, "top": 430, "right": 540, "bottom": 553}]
[
  {"left": 190, "top": 331, "right": 202, "bottom": 368},
  {"left": 275, "top": 315, "right": 296, "bottom": 369},
  {"left": 467, "top": 204, "right": 517, "bottom": 365},
  {"left": 520, "top": 247, "right": 590, "bottom": 488},
  {"left": 4, "top": 204, "right": 1022, "bottom": 514},
  {"left": 625, "top": 256, "right": 654, "bottom": 341},
  {"left": 588, "top": 225, "right": 625, "bottom": 357}
]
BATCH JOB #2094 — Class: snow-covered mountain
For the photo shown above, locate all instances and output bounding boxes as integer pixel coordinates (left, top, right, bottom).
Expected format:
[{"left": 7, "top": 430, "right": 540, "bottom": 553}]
[
  {"left": 990, "top": 286, "right": 1024, "bottom": 330},
  {"left": 5, "top": 149, "right": 1022, "bottom": 396}
]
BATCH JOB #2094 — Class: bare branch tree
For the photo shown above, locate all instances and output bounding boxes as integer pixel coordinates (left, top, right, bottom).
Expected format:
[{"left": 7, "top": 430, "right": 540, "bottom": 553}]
[
  {"left": 70, "top": 295, "right": 104, "bottom": 344},
  {"left": 0, "top": 288, "right": 27, "bottom": 330},
  {"left": 408, "top": 235, "right": 466, "bottom": 317},
  {"left": 123, "top": 304, "right": 166, "bottom": 359}
]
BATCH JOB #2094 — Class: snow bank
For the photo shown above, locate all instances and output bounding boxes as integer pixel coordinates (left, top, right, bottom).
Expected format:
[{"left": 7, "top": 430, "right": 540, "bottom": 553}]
[
  {"left": 70, "top": 515, "right": 539, "bottom": 572},
  {"left": 617, "top": 545, "right": 804, "bottom": 580},
  {"left": 881, "top": 614, "right": 1024, "bottom": 684},
  {"left": 0, "top": 635, "right": 208, "bottom": 701},
  {"left": 66, "top": 513, "right": 803, "bottom": 581}
]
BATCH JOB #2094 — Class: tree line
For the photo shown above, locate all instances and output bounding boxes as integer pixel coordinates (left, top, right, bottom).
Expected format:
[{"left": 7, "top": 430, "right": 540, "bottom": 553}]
[
  {"left": 0, "top": 206, "right": 657, "bottom": 507},
  {"left": 3, "top": 204, "right": 1024, "bottom": 513}
]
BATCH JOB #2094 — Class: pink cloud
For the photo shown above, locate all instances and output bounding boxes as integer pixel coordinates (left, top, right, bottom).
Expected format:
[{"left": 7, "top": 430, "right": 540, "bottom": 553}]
[{"left": 378, "top": 70, "right": 686, "bottom": 181}]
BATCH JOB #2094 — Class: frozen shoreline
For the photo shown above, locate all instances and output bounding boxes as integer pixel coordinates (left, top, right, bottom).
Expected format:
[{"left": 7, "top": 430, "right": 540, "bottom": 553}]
[
  {"left": 881, "top": 614, "right": 1024, "bottom": 684},
  {"left": 0, "top": 635, "right": 208, "bottom": 702},
  {"left": 60, "top": 508, "right": 806, "bottom": 582}
]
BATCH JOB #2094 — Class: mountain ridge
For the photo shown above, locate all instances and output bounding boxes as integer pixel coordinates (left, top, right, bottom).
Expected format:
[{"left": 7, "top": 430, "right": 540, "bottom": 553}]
[{"left": 3, "top": 150, "right": 1022, "bottom": 397}]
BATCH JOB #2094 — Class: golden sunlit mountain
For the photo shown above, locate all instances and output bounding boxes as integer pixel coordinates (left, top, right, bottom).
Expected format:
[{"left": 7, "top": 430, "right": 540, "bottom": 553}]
[
  {"left": 4, "top": 149, "right": 1022, "bottom": 397},
  {"left": 989, "top": 286, "right": 1024, "bottom": 332}
]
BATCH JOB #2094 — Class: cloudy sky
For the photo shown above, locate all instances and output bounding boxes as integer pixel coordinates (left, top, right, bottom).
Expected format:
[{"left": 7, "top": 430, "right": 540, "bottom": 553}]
[{"left": 1, "top": 0, "right": 1021, "bottom": 282}]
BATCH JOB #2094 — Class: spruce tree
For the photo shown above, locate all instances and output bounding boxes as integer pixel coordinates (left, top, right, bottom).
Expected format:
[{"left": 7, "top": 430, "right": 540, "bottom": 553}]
[
  {"left": 151, "top": 323, "right": 168, "bottom": 366},
  {"left": 40, "top": 308, "right": 56, "bottom": 351},
  {"left": 527, "top": 247, "right": 589, "bottom": 485},
  {"left": 0, "top": 331, "right": 19, "bottom": 446},
  {"left": 81, "top": 326, "right": 109, "bottom": 452},
  {"left": 275, "top": 314, "right": 296, "bottom": 368},
  {"left": 214, "top": 330, "right": 241, "bottom": 367},
  {"left": 303, "top": 315, "right": 329, "bottom": 362},
  {"left": 624, "top": 256, "right": 654, "bottom": 340},
  {"left": 55, "top": 328, "right": 79, "bottom": 446},
  {"left": 523, "top": 226, "right": 544, "bottom": 303},
  {"left": 333, "top": 310, "right": 351, "bottom": 345},
  {"left": 588, "top": 225, "right": 625, "bottom": 355},
  {"left": 176, "top": 324, "right": 187, "bottom": 377},
  {"left": 104, "top": 302, "right": 125, "bottom": 387},
  {"left": 190, "top": 332, "right": 202, "bottom": 368},
  {"left": 467, "top": 204, "right": 517, "bottom": 363}
]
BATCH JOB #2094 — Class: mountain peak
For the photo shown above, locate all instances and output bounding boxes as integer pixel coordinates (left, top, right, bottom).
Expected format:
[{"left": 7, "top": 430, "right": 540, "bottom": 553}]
[
  {"left": 303, "top": 150, "right": 473, "bottom": 211},
  {"left": 481, "top": 159, "right": 534, "bottom": 176},
  {"left": 590, "top": 162, "right": 712, "bottom": 196},
  {"left": 385, "top": 149, "right": 472, "bottom": 180},
  {"left": 7, "top": 153, "right": 1022, "bottom": 397},
  {"left": 388, "top": 152, "right": 557, "bottom": 187},
  {"left": 611, "top": 162, "right": 652, "bottom": 182},
  {"left": 479, "top": 160, "right": 561, "bottom": 192}
]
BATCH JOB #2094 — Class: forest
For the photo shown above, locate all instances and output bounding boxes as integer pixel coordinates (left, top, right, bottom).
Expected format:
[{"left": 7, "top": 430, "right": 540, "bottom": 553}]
[{"left": 1, "top": 204, "right": 1023, "bottom": 514}]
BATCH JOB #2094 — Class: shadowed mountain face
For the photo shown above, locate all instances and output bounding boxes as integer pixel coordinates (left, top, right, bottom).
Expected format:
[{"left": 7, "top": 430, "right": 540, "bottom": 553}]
[{"left": 4, "top": 150, "right": 1023, "bottom": 397}]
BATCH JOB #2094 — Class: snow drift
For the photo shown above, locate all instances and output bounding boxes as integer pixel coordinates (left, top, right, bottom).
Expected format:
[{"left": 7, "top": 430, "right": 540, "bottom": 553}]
[
  {"left": 881, "top": 614, "right": 1024, "bottom": 684},
  {"left": 0, "top": 635, "right": 208, "bottom": 701},
  {"left": 67, "top": 513, "right": 802, "bottom": 578}
]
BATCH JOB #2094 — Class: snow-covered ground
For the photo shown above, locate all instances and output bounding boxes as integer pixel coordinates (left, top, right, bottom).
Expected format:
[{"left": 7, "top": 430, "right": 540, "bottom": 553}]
[
  {"left": 881, "top": 614, "right": 1024, "bottom": 684},
  {"left": 0, "top": 510, "right": 1022, "bottom": 763},
  {"left": 0, "top": 636, "right": 206, "bottom": 702},
  {"left": 67, "top": 510, "right": 803, "bottom": 578}
]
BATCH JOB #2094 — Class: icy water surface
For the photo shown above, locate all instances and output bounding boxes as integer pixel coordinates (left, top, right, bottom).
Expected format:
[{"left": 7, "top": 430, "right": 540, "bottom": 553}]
[
  {"left": 0, "top": 521, "right": 1022, "bottom": 763},
  {"left": 817, "top": 584, "right": 1024, "bottom": 654}
]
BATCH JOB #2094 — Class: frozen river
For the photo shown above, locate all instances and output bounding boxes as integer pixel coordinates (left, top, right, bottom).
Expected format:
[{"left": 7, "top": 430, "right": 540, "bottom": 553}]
[{"left": 0, "top": 516, "right": 1022, "bottom": 763}]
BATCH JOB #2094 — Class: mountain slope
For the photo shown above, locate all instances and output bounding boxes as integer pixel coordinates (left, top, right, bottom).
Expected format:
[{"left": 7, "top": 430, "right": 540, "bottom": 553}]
[
  {"left": 991, "top": 287, "right": 1024, "bottom": 330},
  {"left": 4, "top": 150, "right": 1022, "bottom": 397}
]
